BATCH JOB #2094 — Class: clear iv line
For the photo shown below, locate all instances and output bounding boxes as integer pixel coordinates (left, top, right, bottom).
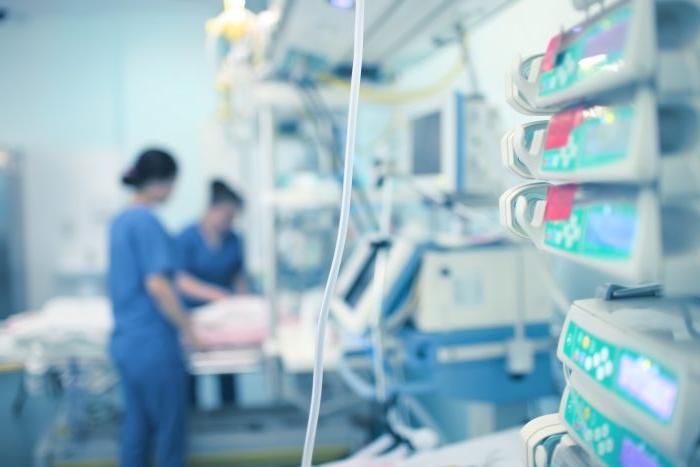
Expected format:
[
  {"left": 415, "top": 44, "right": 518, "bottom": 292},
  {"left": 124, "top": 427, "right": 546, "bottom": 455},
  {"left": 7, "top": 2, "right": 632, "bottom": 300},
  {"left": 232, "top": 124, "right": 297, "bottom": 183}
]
[{"left": 301, "top": 0, "right": 365, "bottom": 465}]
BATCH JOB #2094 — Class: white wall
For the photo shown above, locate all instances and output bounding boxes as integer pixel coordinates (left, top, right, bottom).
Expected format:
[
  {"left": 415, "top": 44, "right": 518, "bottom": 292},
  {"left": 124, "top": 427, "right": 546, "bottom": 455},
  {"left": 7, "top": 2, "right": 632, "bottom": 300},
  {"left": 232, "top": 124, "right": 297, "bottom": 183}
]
[{"left": 0, "top": 4, "right": 224, "bottom": 308}]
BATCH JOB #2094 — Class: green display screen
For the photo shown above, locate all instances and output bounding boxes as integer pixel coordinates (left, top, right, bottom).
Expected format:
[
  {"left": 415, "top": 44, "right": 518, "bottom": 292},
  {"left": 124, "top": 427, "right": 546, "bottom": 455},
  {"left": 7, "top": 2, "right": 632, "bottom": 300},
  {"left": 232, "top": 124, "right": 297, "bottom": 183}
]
[
  {"left": 541, "top": 105, "right": 634, "bottom": 172},
  {"left": 563, "top": 388, "right": 673, "bottom": 467},
  {"left": 562, "top": 320, "right": 679, "bottom": 423},
  {"left": 538, "top": 4, "right": 633, "bottom": 96},
  {"left": 544, "top": 203, "right": 638, "bottom": 258}
]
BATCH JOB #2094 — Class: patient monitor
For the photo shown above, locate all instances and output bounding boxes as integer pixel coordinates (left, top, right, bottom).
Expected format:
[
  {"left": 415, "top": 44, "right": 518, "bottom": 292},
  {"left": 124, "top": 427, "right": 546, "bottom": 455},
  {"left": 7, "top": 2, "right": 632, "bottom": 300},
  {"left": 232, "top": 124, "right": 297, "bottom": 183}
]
[{"left": 400, "top": 92, "right": 460, "bottom": 192}]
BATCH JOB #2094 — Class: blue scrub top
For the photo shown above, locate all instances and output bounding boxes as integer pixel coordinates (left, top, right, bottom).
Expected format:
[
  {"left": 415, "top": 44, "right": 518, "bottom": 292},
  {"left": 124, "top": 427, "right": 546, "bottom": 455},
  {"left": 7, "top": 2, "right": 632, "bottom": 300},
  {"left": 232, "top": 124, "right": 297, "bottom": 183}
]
[
  {"left": 108, "top": 206, "right": 179, "bottom": 355},
  {"left": 176, "top": 224, "right": 245, "bottom": 308}
]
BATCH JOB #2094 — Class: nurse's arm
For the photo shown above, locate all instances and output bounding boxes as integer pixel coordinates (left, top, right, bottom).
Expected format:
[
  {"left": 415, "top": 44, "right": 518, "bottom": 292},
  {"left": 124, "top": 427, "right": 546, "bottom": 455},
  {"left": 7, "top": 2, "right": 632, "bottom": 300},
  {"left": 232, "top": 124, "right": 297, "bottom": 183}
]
[
  {"left": 232, "top": 274, "right": 250, "bottom": 294},
  {"left": 176, "top": 272, "right": 230, "bottom": 303},
  {"left": 146, "top": 274, "right": 199, "bottom": 347}
]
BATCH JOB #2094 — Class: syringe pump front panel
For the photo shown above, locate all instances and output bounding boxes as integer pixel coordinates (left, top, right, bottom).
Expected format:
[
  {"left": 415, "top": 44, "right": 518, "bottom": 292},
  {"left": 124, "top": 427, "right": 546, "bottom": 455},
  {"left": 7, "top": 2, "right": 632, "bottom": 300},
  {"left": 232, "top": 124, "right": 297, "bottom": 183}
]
[
  {"left": 560, "top": 385, "right": 678, "bottom": 467},
  {"left": 509, "top": 0, "right": 700, "bottom": 113},
  {"left": 558, "top": 298, "right": 700, "bottom": 458}
]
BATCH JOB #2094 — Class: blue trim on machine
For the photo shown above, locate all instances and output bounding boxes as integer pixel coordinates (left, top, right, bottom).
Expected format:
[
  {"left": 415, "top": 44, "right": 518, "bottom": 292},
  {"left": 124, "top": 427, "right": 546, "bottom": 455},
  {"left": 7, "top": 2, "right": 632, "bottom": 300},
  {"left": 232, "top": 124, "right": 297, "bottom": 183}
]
[{"left": 395, "top": 324, "right": 556, "bottom": 402}]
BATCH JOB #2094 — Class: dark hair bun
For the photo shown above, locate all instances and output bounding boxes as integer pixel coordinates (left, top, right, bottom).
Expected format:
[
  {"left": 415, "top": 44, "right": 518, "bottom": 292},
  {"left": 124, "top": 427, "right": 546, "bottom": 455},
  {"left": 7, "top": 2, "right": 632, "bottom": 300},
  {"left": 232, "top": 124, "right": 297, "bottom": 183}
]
[
  {"left": 121, "top": 168, "right": 141, "bottom": 187},
  {"left": 211, "top": 180, "right": 228, "bottom": 194},
  {"left": 210, "top": 179, "right": 244, "bottom": 207},
  {"left": 121, "top": 148, "right": 178, "bottom": 188}
]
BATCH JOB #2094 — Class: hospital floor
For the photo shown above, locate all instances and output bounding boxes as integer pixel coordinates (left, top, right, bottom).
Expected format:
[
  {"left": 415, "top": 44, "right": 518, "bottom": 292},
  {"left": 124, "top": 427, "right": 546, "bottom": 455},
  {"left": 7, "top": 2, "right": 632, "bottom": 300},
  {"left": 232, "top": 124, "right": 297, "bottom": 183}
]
[
  {"left": 0, "top": 370, "right": 368, "bottom": 467},
  {"left": 0, "top": 370, "right": 61, "bottom": 466},
  {"left": 41, "top": 406, "right": 364, "bottom": 467}
]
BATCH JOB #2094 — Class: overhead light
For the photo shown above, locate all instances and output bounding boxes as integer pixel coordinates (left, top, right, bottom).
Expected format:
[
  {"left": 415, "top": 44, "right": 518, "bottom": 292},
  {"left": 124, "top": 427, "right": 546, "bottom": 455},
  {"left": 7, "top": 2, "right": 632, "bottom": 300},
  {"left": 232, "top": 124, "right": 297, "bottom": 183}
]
[
  {"left": 328, "top": 0, "right": 354, "bottom": 10},
  {"left": 206, "top": 0, "right": 254, "bottom": 42}
]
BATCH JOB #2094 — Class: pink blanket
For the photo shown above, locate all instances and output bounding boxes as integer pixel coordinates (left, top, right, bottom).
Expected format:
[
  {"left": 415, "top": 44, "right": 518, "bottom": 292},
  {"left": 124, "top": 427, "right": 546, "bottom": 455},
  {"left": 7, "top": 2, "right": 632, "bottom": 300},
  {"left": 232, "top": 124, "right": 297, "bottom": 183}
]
[{"left": 191, "top": 295, "right": 270, "bottom": 348}]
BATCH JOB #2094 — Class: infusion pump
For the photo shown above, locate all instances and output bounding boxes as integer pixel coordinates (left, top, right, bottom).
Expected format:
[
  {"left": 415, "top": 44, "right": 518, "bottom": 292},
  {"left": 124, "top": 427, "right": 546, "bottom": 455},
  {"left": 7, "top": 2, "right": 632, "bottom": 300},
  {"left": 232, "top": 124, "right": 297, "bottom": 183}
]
[{"left": 559, "top": 298, "right": 700, "bottom": 465}]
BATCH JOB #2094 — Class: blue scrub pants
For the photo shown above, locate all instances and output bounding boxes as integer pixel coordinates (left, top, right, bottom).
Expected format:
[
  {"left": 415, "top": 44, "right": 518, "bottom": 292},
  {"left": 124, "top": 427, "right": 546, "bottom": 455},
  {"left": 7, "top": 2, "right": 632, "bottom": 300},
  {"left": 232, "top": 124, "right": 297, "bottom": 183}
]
[{"left": 112, "top": 335, "right": 187, "bottom": 467}]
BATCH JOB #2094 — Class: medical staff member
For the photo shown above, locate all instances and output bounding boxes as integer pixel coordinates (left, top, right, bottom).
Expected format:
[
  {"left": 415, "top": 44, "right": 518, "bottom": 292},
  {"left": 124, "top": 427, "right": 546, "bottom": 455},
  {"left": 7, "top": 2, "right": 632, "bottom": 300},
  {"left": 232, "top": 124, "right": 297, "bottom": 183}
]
[
  {"left": 109, "top": 149, "right": 195, "bottom": 467},
  {"left": 176, "top": 180, "right": 247, "bottom": 307}
]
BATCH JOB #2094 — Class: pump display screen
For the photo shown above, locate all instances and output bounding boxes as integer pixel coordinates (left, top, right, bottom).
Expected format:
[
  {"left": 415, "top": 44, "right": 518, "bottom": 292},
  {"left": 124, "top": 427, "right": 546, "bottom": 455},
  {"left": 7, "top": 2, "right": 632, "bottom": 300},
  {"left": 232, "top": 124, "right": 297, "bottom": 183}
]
[
  {"left": 617, "top": 354, "right": 678, "bottom": 421},
  {"left": 562, "top": 320, "right": 679, "bottom": 423},
  {"left": 582, "top": 108, "right": 632, "bottom": 159},
  {"left": 411, "top": 112, "right": 442, "bottom": 175},
  {"left": 584, "top": 206, "right": 637, "bottom": 253},
  {"left": 620, "top": 439, "right": 661, "bottom": 467},
  {"left": 563, "top": 388, "right": 672, "bottom": 467},
  {"left": 542, "top": 105, "right": 634, "bottom": 172},
  {"left": 544, "top": 203, "right": 637, "bottom": 258},
  {"left": 538, "top": 4, "right": 633, "bottom": 96}
]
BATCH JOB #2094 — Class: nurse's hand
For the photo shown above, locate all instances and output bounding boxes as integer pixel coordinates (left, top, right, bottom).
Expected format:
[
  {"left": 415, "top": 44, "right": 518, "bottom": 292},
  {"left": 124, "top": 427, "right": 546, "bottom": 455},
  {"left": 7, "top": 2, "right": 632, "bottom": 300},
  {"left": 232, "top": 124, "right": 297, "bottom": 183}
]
[
  {"left": 182, "top": 321, "right": 205, "bottom": 352},
  {"left": 176, "top": 272, "right": 231, "bottom": 304},
  {"left": 146, "top": 274, "right": 206, "bottom": 351},
  {"left": 211, "top": 289, "right": 231, "bottom": 302}
]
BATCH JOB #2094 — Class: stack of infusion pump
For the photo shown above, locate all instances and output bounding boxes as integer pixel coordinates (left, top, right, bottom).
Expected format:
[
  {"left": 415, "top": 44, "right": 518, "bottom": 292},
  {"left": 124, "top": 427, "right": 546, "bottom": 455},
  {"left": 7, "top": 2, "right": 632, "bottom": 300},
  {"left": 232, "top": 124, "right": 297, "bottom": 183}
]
[{"left": 500, "top": 0, "right": 700, "bottom": 465}]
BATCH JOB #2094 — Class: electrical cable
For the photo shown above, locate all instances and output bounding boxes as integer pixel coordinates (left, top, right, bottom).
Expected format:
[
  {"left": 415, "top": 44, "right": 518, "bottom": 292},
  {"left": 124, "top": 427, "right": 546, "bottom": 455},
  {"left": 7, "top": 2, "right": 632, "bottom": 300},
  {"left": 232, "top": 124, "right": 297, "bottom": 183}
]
[
  {"left": 298, "top": 87, "right": 340, "bottom": 172},
  {"left": 562, "top": 362, "right": 571, "bottom": 386},
  {"left": 301, "top": 84, "right": 380, "bottom": 232},
  {"left": 455, "top": 23, "right": 482, "bottom": 95},
  {"left": 295, "top": 82, "right": 376, "bottom": 232},
  {"left": 318, "top": 56, "right": 463, "bottom": 103},
  {"left": 307, "top": 81, "right": 380, "bottom": 230},
  {"left": 336, "top": 356, "right": 376, "bottom": 400},
  {"left": 399, "top": 395, "right": 444, "bottom": 444},
  {"left": 369, "top": 177, "right": 394, "bottom": 403},
  {"left": 370, "top": 248, "right": 389, "bottom": 401},
  {"left": 392, "top": 175, "right": 505, "bottom": 241},
  {"left": 301, "top": 0, "right": 365, "bottom": 464},
  {"left": 297, "top": 88, "right": 369, "bottom": 233}
]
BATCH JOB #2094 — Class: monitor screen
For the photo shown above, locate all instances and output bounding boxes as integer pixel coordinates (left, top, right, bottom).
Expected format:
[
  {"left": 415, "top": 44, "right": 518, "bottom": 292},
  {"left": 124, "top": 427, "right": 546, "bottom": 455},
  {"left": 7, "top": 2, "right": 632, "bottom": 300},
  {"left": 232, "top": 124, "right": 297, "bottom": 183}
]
[
  {"left": 344, "top": 249, "right": 378, "bottom": 308},
  {"left": 411, "top": 111, "right": 442, "bottom": 175}
]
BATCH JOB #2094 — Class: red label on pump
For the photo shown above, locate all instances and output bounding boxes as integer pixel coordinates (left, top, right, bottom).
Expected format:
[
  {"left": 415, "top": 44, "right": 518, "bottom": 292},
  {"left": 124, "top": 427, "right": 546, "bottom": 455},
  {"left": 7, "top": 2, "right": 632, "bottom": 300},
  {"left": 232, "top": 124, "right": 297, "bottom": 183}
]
[
  {"left": 545, "top": 107, "right": 584, "bottom": 150},
  {"left": 544, "top": 184, "right": 578, "bottom": 221},
  {"left": 541, "top": 34, "right": 563, "bottom": 72}
]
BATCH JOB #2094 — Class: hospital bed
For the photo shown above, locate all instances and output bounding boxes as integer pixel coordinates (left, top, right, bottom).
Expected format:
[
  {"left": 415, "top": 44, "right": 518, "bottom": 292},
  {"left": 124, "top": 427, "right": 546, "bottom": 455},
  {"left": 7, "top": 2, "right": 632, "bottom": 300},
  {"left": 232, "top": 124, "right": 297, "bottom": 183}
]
[
  {"left": 0, "top": 295, "right": 272, "bottom": 368},
  {"left": 0, "top": 295, "right": 372, "bottom": 466},
  {"left": 0, "top": 295, "right": 275, "bottom": 426}
]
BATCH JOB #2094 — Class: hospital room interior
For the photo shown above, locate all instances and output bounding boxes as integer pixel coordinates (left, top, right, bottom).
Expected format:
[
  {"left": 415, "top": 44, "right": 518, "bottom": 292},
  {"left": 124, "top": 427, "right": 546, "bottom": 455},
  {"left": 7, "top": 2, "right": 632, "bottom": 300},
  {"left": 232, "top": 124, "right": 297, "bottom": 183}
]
[{"left": 1, "top": 0, "right": 699, "bottom": 466}]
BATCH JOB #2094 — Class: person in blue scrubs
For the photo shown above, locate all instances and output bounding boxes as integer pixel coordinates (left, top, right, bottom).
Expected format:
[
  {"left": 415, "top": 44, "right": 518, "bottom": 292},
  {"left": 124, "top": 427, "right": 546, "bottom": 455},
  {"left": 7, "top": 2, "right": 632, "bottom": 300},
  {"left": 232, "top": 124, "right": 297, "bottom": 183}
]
[
  {"left": 176, "top": 180, "right": 247, "bottom": 406},
  {"left": 109, "top": 149, "right": 197, "bottom": 467},
  {"left": 176, "top": 180, "right": 248, "bottom": 308}
]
